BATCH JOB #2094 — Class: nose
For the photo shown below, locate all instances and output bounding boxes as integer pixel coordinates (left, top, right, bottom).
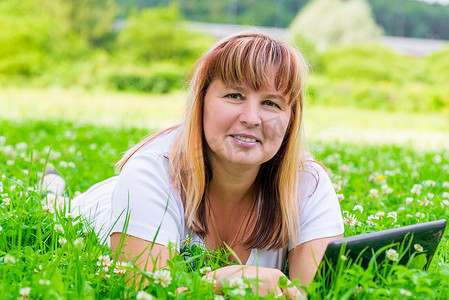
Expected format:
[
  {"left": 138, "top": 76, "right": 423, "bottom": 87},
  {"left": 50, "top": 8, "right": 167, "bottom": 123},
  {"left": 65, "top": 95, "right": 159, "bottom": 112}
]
[{"left": 239, "top": 97, "right": 261, "bottom": 127}]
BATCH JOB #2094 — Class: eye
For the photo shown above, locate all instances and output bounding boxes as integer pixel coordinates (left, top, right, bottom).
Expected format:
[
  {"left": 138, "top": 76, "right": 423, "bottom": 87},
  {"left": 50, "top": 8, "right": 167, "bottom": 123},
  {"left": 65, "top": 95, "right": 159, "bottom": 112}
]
[
  {"left": 225, "top": 93, "right": 244, "bottom": 100},
  {"left": 263, "top": 100, "right": 281, "bottom": 109}
]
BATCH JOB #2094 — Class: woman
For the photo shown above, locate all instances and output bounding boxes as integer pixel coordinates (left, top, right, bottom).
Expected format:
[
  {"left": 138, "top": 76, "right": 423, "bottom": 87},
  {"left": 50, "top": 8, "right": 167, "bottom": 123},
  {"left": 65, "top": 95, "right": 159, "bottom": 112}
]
[{"left": 61, "top": 32, "right": 344, "bottom": 297}]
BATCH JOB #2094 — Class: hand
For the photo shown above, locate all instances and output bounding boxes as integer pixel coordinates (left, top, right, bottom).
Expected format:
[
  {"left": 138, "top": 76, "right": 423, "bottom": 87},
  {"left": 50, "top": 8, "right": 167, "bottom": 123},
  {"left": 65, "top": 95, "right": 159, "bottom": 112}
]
[{"left": 205, "top": 265, "right": 301, "bottom": 299}]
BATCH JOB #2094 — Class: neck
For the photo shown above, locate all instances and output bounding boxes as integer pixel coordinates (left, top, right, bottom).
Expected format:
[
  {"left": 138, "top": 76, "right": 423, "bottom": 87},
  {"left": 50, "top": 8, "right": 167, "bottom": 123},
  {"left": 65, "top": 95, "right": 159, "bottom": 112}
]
[{"left": 208, "top": 155, "right": 260, "bottom": 209}]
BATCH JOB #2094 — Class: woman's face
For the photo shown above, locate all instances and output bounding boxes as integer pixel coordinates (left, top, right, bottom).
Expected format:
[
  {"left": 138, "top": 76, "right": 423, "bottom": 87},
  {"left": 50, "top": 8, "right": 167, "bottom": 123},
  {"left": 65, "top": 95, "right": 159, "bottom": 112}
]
[{"left": 202, "top": 75, "right": 292, "bottom": 169}]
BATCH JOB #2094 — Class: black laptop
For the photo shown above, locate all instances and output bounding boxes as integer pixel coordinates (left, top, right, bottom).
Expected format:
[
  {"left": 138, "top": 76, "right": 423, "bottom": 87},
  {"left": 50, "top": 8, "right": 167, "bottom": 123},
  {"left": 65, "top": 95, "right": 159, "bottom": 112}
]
[{"left": 316, "top": 219, "right": 447, "bottom": 279}]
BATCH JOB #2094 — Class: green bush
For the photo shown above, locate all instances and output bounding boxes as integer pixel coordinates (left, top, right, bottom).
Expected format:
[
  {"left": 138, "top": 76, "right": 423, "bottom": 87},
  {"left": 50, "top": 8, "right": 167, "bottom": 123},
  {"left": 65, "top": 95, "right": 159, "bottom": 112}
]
[
  {"left": 426, "top": 45, "right": 449, "bottom": 84},
  {"left": 307, "top": 75, "right": 449, "bottom": 112},
  {"left": 108, "top": 63, "right": 187, "bottom": 93},
  {"left": 319, "top": 44, "right": 425, "bottom": 82}
]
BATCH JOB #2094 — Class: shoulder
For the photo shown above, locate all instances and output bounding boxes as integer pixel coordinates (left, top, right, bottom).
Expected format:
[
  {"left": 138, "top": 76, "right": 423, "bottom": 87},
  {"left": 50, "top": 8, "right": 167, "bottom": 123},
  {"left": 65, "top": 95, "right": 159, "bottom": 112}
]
[
  {"left": 298, "top": 158, "right": 331, "bottom": 199},
  {"left": 122, "top": 127, "right": 180, "bottom": 172}
]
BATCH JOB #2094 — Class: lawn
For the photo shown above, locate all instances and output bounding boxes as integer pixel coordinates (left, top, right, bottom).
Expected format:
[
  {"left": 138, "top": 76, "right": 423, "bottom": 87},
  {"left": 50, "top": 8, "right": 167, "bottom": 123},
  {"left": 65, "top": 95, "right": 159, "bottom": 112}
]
[{"left": 1, "top": 89, "right": 449, "bottom": 299}]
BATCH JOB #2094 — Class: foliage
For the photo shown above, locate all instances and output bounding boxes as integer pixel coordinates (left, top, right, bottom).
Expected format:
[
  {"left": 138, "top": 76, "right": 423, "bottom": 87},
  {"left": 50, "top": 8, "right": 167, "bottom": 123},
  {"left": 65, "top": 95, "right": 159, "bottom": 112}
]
[
  {"left": 425, "top": 45, "right": 449, "bottom": 84},
  {"left": 43, "top": 0, "right": 118, "bottom": 46},
  {"left": 367, "top": 0, "right": 449, "bottom": 40},
  {"left": 0, "top": 0, "right": 88, "bottom": 77},
  {"left": 307, "top": 75, "right": 449, "bottom": 112},
  {"left": 1, "top": 119, "right": 449, "bottom": 298},
  {"left": 319, "top": 44, "right": 423, "bottom": 82},
  {"left": 289, "top": 0, "right": 382, "bottom": 51},
  {"left": 115, "top": 4, "right": 213, "bottom": 66},
  {"left": 108, "top": 63, "right": 187, "bottom": 93}
]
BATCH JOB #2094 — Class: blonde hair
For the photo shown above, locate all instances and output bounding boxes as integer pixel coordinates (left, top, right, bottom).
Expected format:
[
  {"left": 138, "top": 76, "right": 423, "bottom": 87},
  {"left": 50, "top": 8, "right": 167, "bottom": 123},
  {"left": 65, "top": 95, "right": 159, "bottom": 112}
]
[{"left": 117, "top": 32, "right": 309, "bottom": 249}]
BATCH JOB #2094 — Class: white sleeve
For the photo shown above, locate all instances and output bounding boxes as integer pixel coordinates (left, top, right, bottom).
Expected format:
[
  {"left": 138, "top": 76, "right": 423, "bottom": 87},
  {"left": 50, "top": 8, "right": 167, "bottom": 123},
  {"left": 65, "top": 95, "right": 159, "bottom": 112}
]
[
  {"left": 109, "top": 151, "right": 185, "bottom": 251},
  {"left": 289, "top": 162, "right": 344, "bottom": 250}
]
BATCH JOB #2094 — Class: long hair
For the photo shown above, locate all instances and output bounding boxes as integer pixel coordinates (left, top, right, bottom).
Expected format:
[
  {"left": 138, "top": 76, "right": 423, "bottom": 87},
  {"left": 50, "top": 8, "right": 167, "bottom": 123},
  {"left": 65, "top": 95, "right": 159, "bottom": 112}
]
[{"left": 116, "top": 32, "right": 309, "bottom": 250}]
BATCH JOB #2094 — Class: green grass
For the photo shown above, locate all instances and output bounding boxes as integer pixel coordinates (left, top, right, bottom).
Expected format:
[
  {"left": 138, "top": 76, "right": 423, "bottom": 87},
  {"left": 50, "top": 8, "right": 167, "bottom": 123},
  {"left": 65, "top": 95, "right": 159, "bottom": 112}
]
[{"left": 1, "top": 118, "right": 449, "bottom": 299}]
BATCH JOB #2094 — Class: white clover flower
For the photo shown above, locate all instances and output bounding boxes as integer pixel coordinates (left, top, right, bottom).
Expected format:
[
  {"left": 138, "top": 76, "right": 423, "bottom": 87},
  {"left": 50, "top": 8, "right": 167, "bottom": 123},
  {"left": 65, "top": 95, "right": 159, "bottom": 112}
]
[
  {"left": 369, "top": 189, "right": 379, "bottom": 198},
  {"left": 333, "top": 183, "right": 342, "bottom": 192},
  {"left": 340, "top": 255, "right": 347, "bottom": 261},
  {"left": 2, "top": 198, "right": 10, "bottom": 206},
  {"left": 214, "top": 295, "right": 225, "bottom": 300},
  {"left": 229, "top": 277, "right": 247, "bottom": 289},
  {"left": 405, "top": 197, "right": 414, "bottom": 205},
  {"left": 443, "top": 192, "right": 449, "bottom": 199},
  {"left": 386, "top": 249, "right": 399, "bottom": 261},
  {"left": 441, "top": 200, "right": 449, "bottom": 208},
  {"left": 58, "top": 238, "right": 67, "bottom": 245},
  {"left": 443, "top": 182, "right": 449, "bottom": 189},
  {"left": 42, "top": 204, "right": 55, "bottom": 214},
  {"left": 400, "top": 288, "right": 412, "bottom": 296},
  {"left": 59, "top": 161, "right": 68, "bottom": 168},
  {"left": 411, "top": 184, "right": 422, "bottom": 195},
  {"left": 343, "top": 214, "right": 358, "bottom": 226},
  {"left": 73, "top": 238, "right": 84, "bottom": 249},
  {"left": 39, "top": 279, "right": 51, "bottom": 285},
  {"left": 387, "top": 212, "right": 397, "bottom": 224},
  {"left": 418, "top": 199, "right": 430, "bottom": 207},
  {"left": 199, "top": 266, "right": 212, "bottom": 274},
  {"left": 406, "top": 214, "right": 413, "bottom": 218},
  {"left": 19, "top": 287, "right": 31, "bottom": 297},
  {"left": 381, "top": 184, "right": 393, "bottom": 194},
  {"left": 353, "top": 205, "right": 363, "bottom": 212},
  {"left": 423, "top": 180, "right": 436, "bottom": 187},
  {"left": 97, "top": 255, "right": 112, "bottom": 268},
  {"left": 414, "top": 244, "right": 424, "bottom": 252},
  {"left": 415, "top": 212, "right": 425, "bottom": 219},
  {"left": 376, "top": 211, "right": 385, "bottom": 219},
  {"left": 432, "top": 155, "right": 442, "bottom": 164},
  {"left": 153, "top": 269, "right": 172, "bottom": 287},
  {"left": 68, "top": 162, "right": 76, "bottom": 168},
  {"left": 367, "top": 214, "right": 379, "bottom": 226},
  {"left": 4, "top": 254, "right": 16, "bottom": 264},
  {"left": 354, "top": 285, "right": 362, "bottom": 294},
  {"left": 54, "top": 224, "right": 64, "bottom": 234},
  {"left": 398, "top": 206, "right": 405, "bottom": 211},
  {"left": 114, "top": 261, "right": 131, "bottom": 275},
  {"left": 336, "top": 193, "right": 345, "bottom": 201},
  {"left": 65, "top": 212, "right": 76, "bottom": 220},
  {"left": 0, "top": 225, "right": 2, "bottom": 232},
  {"left": 230, "top": 289, "right": 246, "bottom": 297},
  {"left": 338, "top": 164, "right": 350, "bottom": 173},
  {"left": 136, "top": 291, "right": 153, "bottom": 300}
]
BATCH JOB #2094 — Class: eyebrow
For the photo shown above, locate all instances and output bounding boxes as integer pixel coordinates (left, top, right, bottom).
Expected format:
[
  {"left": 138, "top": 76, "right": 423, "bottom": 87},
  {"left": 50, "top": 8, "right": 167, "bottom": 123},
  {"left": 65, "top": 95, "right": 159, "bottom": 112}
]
[{"left": 225, "top": 83, "right": 288, "bottom": 104}]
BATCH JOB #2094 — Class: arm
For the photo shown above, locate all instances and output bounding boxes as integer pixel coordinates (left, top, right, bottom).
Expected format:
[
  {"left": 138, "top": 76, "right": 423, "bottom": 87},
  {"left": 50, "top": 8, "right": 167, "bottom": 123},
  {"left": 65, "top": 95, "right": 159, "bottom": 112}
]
[
  {"left": 110, "top": 233, "right": 173, "bottom": 272},
  {"left": 288, "top": 234, "right": 344, "bottom": 287}
]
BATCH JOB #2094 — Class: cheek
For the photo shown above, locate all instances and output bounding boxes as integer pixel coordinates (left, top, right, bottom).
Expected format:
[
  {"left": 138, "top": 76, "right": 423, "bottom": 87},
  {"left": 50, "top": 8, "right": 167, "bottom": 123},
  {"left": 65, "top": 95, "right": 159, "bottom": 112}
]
[{"left": 264, "top": 112, "right": 291, "bottom": 142}]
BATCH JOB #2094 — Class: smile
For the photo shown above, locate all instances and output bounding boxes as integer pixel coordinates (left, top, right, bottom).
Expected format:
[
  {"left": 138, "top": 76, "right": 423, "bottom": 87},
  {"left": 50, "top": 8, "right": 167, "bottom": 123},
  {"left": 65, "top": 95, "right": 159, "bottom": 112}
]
[{"left": 233, "top": 135, "right": 258, "bottom": 143}]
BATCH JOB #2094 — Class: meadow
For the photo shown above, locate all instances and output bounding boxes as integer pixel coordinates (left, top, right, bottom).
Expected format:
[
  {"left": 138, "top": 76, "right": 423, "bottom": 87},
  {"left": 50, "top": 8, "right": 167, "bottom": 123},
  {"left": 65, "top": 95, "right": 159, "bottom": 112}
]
[{"left": 1, "top": 89, "right": 449, "bottom": 299}]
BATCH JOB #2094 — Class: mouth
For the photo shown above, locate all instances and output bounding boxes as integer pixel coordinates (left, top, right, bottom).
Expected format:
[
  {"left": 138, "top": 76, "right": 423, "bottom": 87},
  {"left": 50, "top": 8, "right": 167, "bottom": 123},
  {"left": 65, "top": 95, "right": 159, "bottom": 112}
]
[{"left": 231, "top": 135, "right": 260, "bottom": 143}]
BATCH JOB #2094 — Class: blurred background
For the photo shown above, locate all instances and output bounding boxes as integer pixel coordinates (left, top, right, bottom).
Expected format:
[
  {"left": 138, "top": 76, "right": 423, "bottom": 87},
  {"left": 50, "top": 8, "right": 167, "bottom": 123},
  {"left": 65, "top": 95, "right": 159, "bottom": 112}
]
[{"left": 1, "top": 0, "right": 448, "bottom": 148}]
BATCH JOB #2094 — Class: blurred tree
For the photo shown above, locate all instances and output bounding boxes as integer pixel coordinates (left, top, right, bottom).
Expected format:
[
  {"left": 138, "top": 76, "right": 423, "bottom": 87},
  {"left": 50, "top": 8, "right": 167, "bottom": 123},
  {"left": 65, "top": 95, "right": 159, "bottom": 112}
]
[
  {"left": 289, "top": 0, "right": 382, "bottom": 51},
  {"left": 0, "top": 0, "right": 88, "bottom": 76},
  {"left": 43, "top": 0, "right": 118, "bottom": 46},
  {"left": 115, "top": 4, "right": 213, "bottom": 65}
]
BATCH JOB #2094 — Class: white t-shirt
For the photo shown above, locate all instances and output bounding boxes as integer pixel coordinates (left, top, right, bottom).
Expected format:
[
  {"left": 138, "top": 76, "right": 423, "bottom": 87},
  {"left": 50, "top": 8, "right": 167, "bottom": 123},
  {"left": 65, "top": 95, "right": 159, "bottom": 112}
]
[{"left": 72, "top": 128, "right": 344, "bottom": 270}]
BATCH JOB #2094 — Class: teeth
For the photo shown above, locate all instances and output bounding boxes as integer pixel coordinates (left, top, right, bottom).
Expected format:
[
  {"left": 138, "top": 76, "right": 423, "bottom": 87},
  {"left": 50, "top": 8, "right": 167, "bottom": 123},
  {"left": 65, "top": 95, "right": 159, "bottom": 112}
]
[{"left": 234, "top": 135, "right": 257, "bottom": 142}]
